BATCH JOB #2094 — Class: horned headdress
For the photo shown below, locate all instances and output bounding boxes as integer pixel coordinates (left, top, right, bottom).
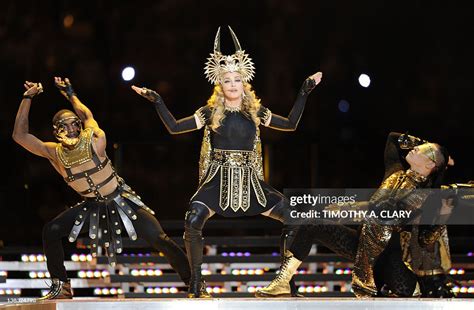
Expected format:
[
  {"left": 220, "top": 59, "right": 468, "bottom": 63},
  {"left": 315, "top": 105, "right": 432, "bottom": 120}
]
[{"left": 204, "top": 26, "right": 255, "bottom": 85}]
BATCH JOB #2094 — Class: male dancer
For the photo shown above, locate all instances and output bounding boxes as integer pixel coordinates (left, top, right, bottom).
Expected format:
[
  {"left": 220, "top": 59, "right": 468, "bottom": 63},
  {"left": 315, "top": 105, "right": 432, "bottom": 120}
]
[{"left": 13, "top": 78, "right": 190, "bottom": 299}]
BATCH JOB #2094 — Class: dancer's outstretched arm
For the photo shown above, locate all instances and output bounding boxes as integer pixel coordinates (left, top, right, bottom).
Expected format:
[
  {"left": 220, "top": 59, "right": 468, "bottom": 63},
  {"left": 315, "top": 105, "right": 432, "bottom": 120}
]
[
  {"left": 12, "top": 81, "right": 56, "bottom": 159},
  {"left": 132, "top": 85, "right": 201, "bottom": 134},
  {"left": 260, "top": 72, "right": 322, "bottom": 131}
]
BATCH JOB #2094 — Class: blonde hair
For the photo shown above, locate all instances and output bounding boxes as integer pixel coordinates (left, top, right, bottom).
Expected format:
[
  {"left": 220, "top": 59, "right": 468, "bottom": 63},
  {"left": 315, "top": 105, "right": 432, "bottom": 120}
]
[{"left": 207, "top": 82, "right": 261, "bottom": 131}]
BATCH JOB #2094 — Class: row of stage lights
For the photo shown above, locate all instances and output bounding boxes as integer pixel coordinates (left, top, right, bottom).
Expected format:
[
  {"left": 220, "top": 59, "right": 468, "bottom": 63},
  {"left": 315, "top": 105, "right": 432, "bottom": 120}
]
[
  {"left": 20, "top": 252, "right": 474, "bottom": 261},
  {"left": 22, "top": 253, "right": 95, "bottom": 262},
  {"left": 146, "top": 287, "right": 180, "bottom": 294},
  {"left": 453, "top": 286, "right": 474, "bottom": 294},
  {"left": 32, "top": 270, "right": 109, "bottom": 279},
  {"left": 78, "top": 270, "right": 110, "bottom": 279},
  {"left": 230, "top": 268, "right": 265, "bottom": 275},
  {"left": 94, "top": 288, "right": 123, "bottom": 295},
  {"left": 71, "top": 254, "right": 93, "bottom": 262},
  {"left": 29, "top": 271, "right": 50, "bottom": 279},
  {"left": 221, "top": 251, "right": 251, "bottom": 257},
  {"left": 122, "top": 253, "right": 152, "bottom": 257},
  {"left": 0, "top": 289, "right": 21, "bottom": 295},
  {"left": 145, "top": 286, "right": 227, "bottom": 294},
  {"left": 449, "top": 268, "right": 465, "bottom": 275},
  {"left": 130, "top": 269, "right": 163, "bottom": 276},
  {"left": 21, "top": 254, "right": 46, "bottom": 262},
  {"left": 335, "top": 268, "right": 352, "bottom": 275}
]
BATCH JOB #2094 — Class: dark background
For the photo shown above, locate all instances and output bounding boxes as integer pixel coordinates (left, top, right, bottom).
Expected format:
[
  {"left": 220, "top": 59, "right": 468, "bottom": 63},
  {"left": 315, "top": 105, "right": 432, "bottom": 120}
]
[{"left": 1, "top": 0, "right": 473, "bottom": 246}]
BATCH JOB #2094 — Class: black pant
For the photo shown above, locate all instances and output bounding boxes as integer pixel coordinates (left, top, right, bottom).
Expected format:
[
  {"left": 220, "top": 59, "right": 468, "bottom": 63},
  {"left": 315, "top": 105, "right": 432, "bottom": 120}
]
[{"left": 42, "top": 204, "right": 191, "bottom": 283}]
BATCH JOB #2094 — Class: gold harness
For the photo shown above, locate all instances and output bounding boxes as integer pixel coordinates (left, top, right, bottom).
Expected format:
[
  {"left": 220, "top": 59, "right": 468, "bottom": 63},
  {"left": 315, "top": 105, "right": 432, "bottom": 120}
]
[{"left": 56, "top": 128, "right": 94, "bottom": 168}]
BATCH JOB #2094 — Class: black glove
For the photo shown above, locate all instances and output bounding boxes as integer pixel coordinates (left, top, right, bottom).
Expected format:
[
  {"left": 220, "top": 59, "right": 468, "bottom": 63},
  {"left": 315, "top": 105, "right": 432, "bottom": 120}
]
[
  {"left": 55, "top": 78, "right": 76, "bottom": 99},
  {"left": 398, "top": 132, "right": 427, "bottom": 150},
  {"left": 300, "top": 77, "right": 317, "bottom": 96},
  {"left": 140, "top": 88, "right": 164, "bottom": 104}
]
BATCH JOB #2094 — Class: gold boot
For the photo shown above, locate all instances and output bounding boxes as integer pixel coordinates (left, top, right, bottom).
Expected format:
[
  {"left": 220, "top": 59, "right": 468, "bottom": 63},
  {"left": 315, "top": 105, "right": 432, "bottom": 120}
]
[
  {"left": 38, "top": 279, "right": 73, "bottom": 300},
  {"left": 255, "top": 250, "right": 302, "bottom": 297}
]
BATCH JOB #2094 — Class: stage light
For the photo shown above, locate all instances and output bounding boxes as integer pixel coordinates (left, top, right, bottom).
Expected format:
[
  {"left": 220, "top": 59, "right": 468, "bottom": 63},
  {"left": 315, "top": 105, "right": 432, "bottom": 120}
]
[
  {"left": 63, "top": 15, "right": 74, "bottom": 28},
  {"left": 358, "top": 73, "right": 371, "bottom": 87},
  {"left": 0, "top": 271, "right": 7, "bottom": 277},
  {"left": 170, "top": 287, "right": 179, "bottom": 294},
  {"left": 122, "top": 67, "right": 135, "bottom": 81},
  {"left": 338, "top": 100, "right": 350, "bottom": 113}
]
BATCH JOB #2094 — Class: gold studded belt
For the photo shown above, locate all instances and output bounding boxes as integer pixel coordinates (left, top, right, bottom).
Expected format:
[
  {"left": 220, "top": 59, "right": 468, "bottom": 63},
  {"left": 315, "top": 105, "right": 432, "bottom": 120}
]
[{"left": 211, "top": 149, "right": 256, "bottom": 167}]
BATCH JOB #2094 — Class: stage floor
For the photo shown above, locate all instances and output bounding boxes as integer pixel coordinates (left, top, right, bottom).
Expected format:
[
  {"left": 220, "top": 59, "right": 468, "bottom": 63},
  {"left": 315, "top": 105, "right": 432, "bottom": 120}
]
[{"left": 0, "top": 298, "right": 473, "bottom": 310}]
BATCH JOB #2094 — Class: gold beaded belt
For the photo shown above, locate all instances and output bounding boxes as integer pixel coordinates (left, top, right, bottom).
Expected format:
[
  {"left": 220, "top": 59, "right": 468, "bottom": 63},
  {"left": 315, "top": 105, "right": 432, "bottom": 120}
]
[
  {"left": 211, "top": 149, "right": 256, "bottom": 167},
  {"left": 197, "top": 149, "right": 267, "bottom": 212}
]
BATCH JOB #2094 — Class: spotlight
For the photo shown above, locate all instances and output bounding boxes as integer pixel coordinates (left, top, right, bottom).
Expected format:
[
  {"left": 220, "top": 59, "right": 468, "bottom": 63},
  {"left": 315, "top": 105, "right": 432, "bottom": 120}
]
[
  {"left": 122, "top": 67, "right": 135, "bottom": 81},
  {"left": 63, "top": 15, "right": 74, "bottom": 28},
  {"left": 338, "top": 100, "right": 350, "bottom": 113},
  {"left": 358, "top": 73, "right": 371, "bottom": 88}
]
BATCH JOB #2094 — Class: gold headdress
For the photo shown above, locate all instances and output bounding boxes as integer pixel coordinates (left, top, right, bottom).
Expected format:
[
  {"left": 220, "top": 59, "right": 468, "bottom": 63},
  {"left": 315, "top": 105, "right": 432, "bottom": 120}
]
[{"left": 204, "top": 26, "right": 255, "bottom": 85}]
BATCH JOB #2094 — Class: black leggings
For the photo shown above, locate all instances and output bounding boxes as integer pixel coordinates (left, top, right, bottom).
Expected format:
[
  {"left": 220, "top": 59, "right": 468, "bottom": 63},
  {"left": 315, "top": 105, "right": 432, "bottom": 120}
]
[
  {"left": 289, "top": 224, "right": 417, "bottom": 296},
  {"left": 42, "top": 205, "right": 191, "bottom": 283}
]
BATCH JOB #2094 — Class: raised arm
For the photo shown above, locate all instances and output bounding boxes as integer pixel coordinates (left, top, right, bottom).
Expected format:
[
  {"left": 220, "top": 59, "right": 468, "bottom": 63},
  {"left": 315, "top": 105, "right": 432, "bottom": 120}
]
[
  {"left": 54, "top": 77, "right": 106, "bottom": 155},
  {"left": 12, "top": 81, "right": 57, "bottom": 159},
  {"left": 132, "top": 85, "right": 202, "bottom": 134},
  {"left": 383, "top": 132, "right": 428, "bottom": 180},
  {"left": 262, "top": 72, "right": 322, "bottom": 131}
]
